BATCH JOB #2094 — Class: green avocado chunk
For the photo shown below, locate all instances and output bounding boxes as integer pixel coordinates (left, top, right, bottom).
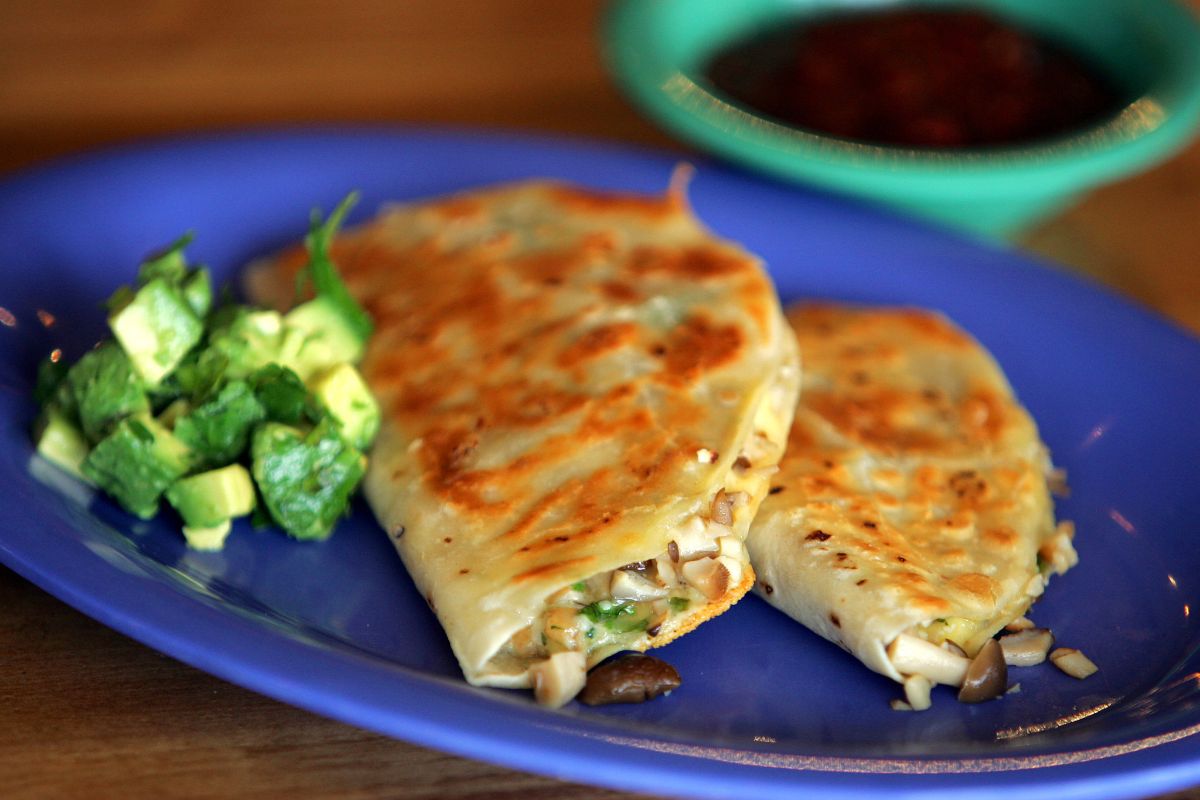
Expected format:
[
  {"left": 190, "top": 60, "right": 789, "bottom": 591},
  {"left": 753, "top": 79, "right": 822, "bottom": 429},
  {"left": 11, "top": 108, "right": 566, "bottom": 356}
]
[
  {"left": 205, "top": 308, "right": 285, "bottom": 380},
  {"left": 136, "top": 233, "right": 192, "bottom": 286},
  {"left": 173, "top": 380, "right": 266, "bottom": 467},
  {"left": 308, "top": 362, "right": 379, "bottom": 449},
  {"left": 166, "top": 463, "right": 256, "bottom": 530},
  {"left": 108, "top": 276, "right": 204, "bottom": 386},
  {"left": 282, "top": 297, "right": 366, "bottom": 380},
  {"left": 251, "top": 418, "right": 366, "bottom": 540},
  {"left": 66, "top": 341, "right": 150, "bottom": 444},
  {"left": 81, "top": 414, "right": 192, "bottom": 519},
  {"left": 33, "top": 407, "right": 91, "bottom": 481},
  {"left": 182, "top": 521, "right": 233, "bottom": 551}
]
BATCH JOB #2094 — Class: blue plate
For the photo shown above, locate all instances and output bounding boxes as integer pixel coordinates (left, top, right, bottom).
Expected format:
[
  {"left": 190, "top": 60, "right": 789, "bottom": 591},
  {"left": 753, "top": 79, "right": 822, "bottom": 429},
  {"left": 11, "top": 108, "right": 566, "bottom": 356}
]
[{"left": 2, "top": 128, "right": 1199, "bottom": 800}]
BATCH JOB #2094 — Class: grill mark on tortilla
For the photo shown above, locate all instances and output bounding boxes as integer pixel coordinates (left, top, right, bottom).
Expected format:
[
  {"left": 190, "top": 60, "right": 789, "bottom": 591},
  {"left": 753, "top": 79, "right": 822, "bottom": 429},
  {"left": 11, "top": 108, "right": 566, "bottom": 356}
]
[
  {"left": 557, "top": 323, "right": 640, "bottom": 368},
  {"left": 513, "top": 557, "right": 597, "bottom": 584},
  {"left": 658, "top": 314, "right": 743, "bottom": 385},
  {"left": 627, "top": 244, "right": 749, "bottom": 280}
]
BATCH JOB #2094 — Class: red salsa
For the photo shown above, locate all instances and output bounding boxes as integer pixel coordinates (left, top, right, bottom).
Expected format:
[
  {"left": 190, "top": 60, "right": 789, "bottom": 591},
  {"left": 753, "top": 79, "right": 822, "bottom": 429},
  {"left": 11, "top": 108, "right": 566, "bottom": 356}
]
[{"left": 702, "top": 9, "right": 1127, "bottom": 148}]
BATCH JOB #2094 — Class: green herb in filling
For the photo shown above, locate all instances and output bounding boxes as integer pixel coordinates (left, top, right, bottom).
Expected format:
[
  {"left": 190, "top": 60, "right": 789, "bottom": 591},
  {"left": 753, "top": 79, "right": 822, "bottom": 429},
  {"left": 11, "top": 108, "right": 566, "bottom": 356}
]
[{"left": 579, "top": 600, "right": 649, "bottom": 634}]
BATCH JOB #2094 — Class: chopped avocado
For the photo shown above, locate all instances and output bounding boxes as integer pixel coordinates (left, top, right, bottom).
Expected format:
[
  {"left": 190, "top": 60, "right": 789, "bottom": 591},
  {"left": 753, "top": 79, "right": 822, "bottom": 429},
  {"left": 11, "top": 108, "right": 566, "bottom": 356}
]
[
  {"left": 282, "top": 297, "right": 366, "bottom": 378},
  {"left": 181, "top": 266, "right": 213, "bottom": 319},
  {"left": 308, "top": 362, "right": 379, "bottom": 449},
  {"left": 173, "top": 380, "right": 266, "bottom": 467},
  {"left": 33, "top": 407, "right": 91, "bottom": 481},
  {"left": 81, "top": 414, "right": 192, "bottom": 519},
  {"left": 249, "top": 363, "right": 315, "bottom": 425},
  {"left": 157, "top": 397, "right": 191, "bottom": 429},
  {"left": 251, "top": 418, "right": 366, "bottom": 540},
  {"left": 166, "top": 464, "right": 256, "bottom": 529},
  {"left": 137, "top": 233, "right": 193, "bottom": 286},
  {"left": 182, "top": 520, "right": 233, "bottom": 551},
  {"left": 108, "top": 277, "right": 204, "bottom": 385},
  {"left": 205, "top": 308, "right": 284, "bottom": 379},
  {"left": 66, "top": 341, "right": 149, "bottom": 443}
]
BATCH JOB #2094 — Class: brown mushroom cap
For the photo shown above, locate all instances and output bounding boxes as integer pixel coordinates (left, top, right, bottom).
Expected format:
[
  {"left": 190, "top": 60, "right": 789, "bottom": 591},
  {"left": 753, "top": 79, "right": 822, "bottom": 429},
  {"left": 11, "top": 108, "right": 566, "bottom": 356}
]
[
  {"left": 957, "top": 639, "right": 1008, "bottom": 703},
  {"left": 579, "top": 654, "right": 682, "bottom": 706}
]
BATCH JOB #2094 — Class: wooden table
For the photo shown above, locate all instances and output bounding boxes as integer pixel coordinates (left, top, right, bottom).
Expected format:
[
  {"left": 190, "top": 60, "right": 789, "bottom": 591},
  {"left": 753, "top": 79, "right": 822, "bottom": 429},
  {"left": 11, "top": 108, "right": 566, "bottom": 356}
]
[{"left": 2, "top": 3, "right": 1198, "bottom": 798}]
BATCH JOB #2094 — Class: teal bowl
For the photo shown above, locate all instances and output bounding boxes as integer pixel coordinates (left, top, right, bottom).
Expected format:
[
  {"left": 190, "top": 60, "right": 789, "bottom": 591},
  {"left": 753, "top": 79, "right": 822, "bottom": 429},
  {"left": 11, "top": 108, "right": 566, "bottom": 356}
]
[{"left": 604, "top": 0, "right": 1200, "bottom": 238}]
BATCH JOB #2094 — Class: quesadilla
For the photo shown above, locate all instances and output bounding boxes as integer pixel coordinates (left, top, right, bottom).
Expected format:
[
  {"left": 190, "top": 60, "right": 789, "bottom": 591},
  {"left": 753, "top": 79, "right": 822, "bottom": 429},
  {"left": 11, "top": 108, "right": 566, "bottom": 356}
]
[
  {"left": 746, "top": 304, "right": 1076, "bottom": 708},
  {"left": 250, "top": 177, "right": 800, "bottom": 706}
]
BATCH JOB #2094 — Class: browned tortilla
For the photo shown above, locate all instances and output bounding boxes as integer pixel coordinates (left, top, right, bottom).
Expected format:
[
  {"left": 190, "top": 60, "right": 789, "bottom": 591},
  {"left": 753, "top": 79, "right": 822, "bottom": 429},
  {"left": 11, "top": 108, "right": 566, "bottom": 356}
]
[
  {"left": 249, "top": 178, "right": 799, "bottom": 691},
  {"left": 747, "top": 304, "right": 1075, "bottom": 684}
]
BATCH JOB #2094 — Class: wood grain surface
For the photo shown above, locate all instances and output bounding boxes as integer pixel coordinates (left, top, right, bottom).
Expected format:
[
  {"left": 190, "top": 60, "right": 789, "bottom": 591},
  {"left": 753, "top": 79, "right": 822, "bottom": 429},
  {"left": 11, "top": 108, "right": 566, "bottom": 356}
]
[{"left": 2, "top": 2, "right": 1198, "bottom": 798}]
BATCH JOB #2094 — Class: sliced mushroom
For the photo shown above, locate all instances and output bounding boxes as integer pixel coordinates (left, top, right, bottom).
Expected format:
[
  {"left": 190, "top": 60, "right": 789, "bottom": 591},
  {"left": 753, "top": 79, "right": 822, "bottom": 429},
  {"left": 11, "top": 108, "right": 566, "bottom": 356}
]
[
  {"left": 710, "top": 489, "right": 733, "bottom": 526},
  {"left": 531, "top": 651, "right": 586, "bottom": 708},
  {"left": 903, "top": 674, "right": 934, "bottom": 711},
  {"left": 1005, "top": 616, "right": 1035, "bottom": 632},
  {"left": 610, "top": 568, "right": 669, "bottom": 601},
  {"left": 887, "top": 633, "right": 969, "bottom": 686},
  {"left": 717, "top": 535, "right": 747, "bottom": 562},
  {"left": 680, "top": 557, "right": 730, "bottom": 601},
  {"left": 940, "top": 641, "right": 968, "bottom": 659},
  {"left": 957, "top": 639, "right": 1007, "bottom": 703},
  {"left": 1040, "top": 524, "right": 1080, "bottom": 574},
  {"left": 578, "top": 654, "right": 682, "bottom": 705},
  {"left": 655, "top": 556, "right": 678, "bottom": 589},
  {"left": 672, "top": 516, "right": 718, "bottom": 560},
  {"left": 667, "top": 540, "right": 680, "bottom": 563},
  {"left": 717, "top": 554, "right": 744, "bottom": 588},
  {"left": 644, "top": 603, "right": 670, "bottom": 637},
  {"left": 1050, "top": 647, "right": 1098, "bottom": 679},
  {"left": 726, "top": 491, "right": 749, "bottom": 510},
  {"left": 999, "top": 628, "right": 1054, "bottom": 667}
]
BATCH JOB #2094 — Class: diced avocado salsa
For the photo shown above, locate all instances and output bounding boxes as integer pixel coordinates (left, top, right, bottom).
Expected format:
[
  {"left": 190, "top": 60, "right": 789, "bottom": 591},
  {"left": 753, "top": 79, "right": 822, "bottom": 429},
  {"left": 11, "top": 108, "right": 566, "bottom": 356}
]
[{"left": 32, "top": 193, "right": 380, "bottom": 549}]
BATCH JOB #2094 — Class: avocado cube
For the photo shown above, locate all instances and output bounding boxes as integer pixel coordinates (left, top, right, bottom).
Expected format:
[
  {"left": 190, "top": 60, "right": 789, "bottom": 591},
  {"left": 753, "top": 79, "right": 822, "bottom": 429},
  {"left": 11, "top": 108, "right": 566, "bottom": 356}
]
[
  {"left": 206, "top": 308, "right": 285, "bottom": 379},
  {"left": 173, "top": 380, "right": 266, "bottom": 467},
  {"left": 251, "top": 418, "right": 366, "bottom": 540},
  {"left": 136, "top": 233, "right": 192, "bottom": 286},
  {"left": 249, "top": 363, "right": 315, "bottom": 425},
  {"left": 156, "top": 397, "right": 191, "bottom": 429},
  {"left": 282, "top": 297, "right": 366, "bottom": 380},
  {"left": 181, "top": 266, "right": 213, "bottom": 319},
  {"left": 166, "top": 463, "right": 256, "bottom": 530},
  {"left": 66, "top": 341, "right": 149, "bottom": 443},
  {"left": 309, "top": 363, "right": 379, "bottom": 449},
  {"left": 108, "top": 277, "right": 204, "bottom": 386},
  {"left": 82, "top": 414, "right": 192, "bottom": 519},
  {"left": 182, "top": 520, "right": 233, "bottom": 552},
  {"left": 33, "top": 407, "right": 91, "bottom": 482}
]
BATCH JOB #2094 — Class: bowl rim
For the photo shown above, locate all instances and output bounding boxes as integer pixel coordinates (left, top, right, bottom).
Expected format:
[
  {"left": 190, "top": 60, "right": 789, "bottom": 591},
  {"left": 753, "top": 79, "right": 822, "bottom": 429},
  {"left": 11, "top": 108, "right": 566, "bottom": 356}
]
[{"left": 603, "top": 0, "right": 1200, "bottom": 196}]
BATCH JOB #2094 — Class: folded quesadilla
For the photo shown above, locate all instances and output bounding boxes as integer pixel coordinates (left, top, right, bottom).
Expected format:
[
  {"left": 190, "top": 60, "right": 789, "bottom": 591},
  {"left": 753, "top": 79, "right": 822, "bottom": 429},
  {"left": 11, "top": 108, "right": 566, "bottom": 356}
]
[
  {"left": 250, "top": 177, "right": 800, "bottom": 706},
  {"left": 747, "top": 304, "right": 1076, "bottom": 707}
]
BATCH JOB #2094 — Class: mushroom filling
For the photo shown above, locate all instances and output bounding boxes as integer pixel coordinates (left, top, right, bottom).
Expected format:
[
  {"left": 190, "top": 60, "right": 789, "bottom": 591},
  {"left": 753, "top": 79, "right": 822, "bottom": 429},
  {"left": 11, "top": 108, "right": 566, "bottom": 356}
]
[{"left": 501, "top": 488, "right": 752, "bottom": 680}]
